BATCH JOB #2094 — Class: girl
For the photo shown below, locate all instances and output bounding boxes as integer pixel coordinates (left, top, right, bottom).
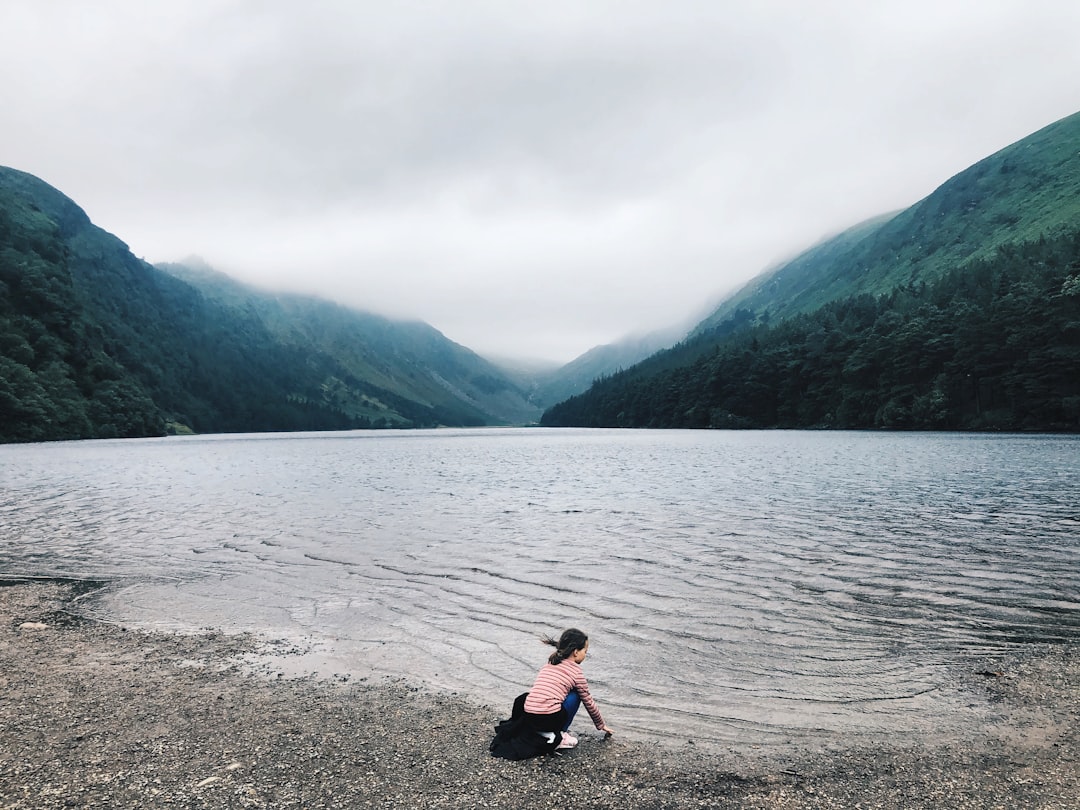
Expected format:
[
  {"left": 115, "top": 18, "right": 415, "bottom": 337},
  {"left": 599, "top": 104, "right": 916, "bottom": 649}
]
[{"left": 522, "top": 628, "right": 614, "bottom": 749}]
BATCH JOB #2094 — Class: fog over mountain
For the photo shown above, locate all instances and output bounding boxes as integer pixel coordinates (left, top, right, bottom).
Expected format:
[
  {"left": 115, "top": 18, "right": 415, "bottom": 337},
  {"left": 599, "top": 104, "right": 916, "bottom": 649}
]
[{"left": 3, "top": 1, "right": 1080, "bottom": 362}]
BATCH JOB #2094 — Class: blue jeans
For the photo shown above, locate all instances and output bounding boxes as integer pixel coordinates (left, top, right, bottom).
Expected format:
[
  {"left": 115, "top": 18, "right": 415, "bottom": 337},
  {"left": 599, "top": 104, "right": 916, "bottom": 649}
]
[
  {"left": 562, "top": 690, "right": 580, "bottom": 731},
  {"left": 522, "top": 690, "right": 582, "bottom": 735}
]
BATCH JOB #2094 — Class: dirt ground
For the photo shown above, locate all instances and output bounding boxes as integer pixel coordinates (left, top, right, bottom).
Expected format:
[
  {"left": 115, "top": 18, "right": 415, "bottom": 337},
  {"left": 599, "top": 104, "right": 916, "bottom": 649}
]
[{"left": 1, "top": 579, "right": 1077, "bottom": 809}]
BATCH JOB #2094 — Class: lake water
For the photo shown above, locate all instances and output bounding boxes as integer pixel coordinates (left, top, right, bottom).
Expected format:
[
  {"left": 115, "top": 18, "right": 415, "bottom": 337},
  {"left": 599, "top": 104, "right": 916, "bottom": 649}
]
[{"left": 2, "top": 428, "right": 1077, "bottom": 751}]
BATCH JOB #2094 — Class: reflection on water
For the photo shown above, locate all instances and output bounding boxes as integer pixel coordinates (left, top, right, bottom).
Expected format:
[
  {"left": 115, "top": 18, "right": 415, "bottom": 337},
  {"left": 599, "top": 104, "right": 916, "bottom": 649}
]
[{"left": 2, "top": 428, "right": 1078, "bottom": 749}]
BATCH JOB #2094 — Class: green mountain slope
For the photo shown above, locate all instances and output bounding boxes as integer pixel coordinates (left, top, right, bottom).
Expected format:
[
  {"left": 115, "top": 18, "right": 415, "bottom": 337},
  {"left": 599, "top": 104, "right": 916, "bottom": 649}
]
[
  {"left": 697, "top": 110, "right": 1080, "bottom": 332},
  {"left": 159, "top": 260, "right": 542, "bottom": 426},
  {"left": 0, "top": 167, "right": 538, "bottom": 442},
  {"left": 543, "top": 111, "right": 1080, "bottom": 432}
]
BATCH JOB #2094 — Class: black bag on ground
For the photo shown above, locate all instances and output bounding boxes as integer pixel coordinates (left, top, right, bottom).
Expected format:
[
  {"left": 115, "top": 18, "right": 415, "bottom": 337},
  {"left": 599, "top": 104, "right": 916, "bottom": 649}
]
[{"left": 489, "top": 692, "right": 561, "bottom": 760}]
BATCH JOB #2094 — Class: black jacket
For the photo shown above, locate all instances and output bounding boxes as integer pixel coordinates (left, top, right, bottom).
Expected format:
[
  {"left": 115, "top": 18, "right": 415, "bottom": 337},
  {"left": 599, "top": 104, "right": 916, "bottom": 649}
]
[{"left": 489, "top": 692, "right": 563, "bottom": 760}]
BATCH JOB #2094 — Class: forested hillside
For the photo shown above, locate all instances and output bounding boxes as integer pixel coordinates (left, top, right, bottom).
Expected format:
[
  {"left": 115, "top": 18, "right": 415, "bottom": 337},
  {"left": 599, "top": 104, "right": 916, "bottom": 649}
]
[
  {"left": 0, "top": 168, "right": 537, "bottom": 443},
  {"left": 543, "top": 232, "right": 1080, "bottom": 431},
  {"left": 543, "top": 111, "right": 1080, "bottom": 433}
]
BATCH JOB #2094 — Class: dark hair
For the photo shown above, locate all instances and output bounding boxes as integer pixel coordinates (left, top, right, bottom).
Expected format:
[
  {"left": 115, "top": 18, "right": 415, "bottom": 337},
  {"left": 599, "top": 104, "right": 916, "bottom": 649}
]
[{"left": 541, "top": 628, "right": 588, "bottom": 665}]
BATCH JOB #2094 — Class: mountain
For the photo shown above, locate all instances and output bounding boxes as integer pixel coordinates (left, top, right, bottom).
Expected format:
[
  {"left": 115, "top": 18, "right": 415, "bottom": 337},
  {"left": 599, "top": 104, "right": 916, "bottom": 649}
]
[
  {"left": 0, "top": 167, "right": 539, "bottom": 442},
  {"left": 523, "top": 327, "right": 684, "bottom": 408},
  {"left": 158, "top": 260, "right": 542, "bottom": 426},
  {"left": 542, "top": 110, "right": 1080, "bottom": 432},
  {"left": 696, "top": 110, "right": 1080, "bottom": 333}
]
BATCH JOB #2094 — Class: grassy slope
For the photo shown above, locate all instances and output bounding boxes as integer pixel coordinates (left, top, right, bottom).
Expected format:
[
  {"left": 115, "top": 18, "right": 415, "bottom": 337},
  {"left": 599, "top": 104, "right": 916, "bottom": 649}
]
[
  {"left": 697, "top": 109, "right": 1080, "bottom": 332},
  {"left": 160, "top": 262, "right": 542, "bottom": 425}
]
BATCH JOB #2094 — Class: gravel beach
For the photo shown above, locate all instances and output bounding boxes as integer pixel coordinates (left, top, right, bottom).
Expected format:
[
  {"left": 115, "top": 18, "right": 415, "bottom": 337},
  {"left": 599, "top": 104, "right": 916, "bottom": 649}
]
[{"left": 2, "top": 579, "right": 1077, "bottom": 809}]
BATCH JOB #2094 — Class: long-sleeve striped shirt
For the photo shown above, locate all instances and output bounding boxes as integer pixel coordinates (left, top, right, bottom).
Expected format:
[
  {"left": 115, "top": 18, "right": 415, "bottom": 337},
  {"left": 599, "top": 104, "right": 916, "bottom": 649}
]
[{"left": 523, "top": 659, "right": 605, "bottom": 729}]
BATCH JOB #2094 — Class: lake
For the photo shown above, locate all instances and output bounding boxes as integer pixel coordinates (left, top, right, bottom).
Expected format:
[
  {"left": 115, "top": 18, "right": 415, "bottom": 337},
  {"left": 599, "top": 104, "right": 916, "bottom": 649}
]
[{"left": 2, "top": 428, "right": 1077, "bottom": 751}]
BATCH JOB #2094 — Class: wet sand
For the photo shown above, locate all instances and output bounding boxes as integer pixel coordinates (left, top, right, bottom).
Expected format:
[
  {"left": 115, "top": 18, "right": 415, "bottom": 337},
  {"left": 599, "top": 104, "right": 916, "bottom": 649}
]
[{"left": 1, "top": 580, "right": 1077, "bottom": 809}]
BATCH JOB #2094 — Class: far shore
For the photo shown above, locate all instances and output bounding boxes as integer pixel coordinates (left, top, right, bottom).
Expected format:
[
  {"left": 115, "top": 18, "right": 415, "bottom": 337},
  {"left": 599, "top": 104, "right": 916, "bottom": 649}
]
[{"left": 1, "top": 579, "right": 1077, "bottom": 809}]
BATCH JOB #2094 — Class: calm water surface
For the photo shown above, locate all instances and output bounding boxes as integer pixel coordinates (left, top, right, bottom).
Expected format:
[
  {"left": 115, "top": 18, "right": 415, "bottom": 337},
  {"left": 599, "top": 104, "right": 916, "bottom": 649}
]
[{"left": 2, "top": 428, "right": 1077, "bottom": 750}]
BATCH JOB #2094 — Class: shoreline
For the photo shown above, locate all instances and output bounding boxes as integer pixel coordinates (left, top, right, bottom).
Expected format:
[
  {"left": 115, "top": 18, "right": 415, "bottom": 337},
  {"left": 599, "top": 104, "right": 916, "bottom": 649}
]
[{"left": 1, "top": 580, "right": 1077, "bottom": 809}]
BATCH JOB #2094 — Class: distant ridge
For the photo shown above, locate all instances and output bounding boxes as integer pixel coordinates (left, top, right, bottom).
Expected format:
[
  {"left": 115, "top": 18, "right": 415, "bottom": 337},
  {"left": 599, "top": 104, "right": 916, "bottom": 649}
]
[{"left": 521, "top": 326, "right": 684, "bottom": 408}]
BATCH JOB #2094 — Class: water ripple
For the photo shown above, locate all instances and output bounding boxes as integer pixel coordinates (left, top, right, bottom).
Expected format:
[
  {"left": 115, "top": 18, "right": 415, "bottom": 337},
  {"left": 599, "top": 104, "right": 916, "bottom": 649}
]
[{"left": 1, "top": 429, "right": 1077, "bottom": 748}]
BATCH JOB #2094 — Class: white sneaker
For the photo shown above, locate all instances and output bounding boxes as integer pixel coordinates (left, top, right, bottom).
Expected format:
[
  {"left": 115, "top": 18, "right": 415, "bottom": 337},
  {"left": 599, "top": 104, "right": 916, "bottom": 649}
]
[{"left": 556, "top": 732, "right": 578, "bottom": 749}]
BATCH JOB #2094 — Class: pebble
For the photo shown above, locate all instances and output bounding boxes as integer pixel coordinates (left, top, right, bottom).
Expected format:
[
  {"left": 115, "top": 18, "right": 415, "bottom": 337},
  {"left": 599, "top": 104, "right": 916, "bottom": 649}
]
[{"left": 2, "top": 580, "right": 1077, "bottom": 809}]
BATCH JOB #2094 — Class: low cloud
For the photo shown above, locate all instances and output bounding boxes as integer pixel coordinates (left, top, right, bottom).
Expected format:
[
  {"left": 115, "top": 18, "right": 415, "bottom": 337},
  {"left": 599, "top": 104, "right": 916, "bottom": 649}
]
[{"left": 3, "top": 0, "right": 1080, "bottom": 361}]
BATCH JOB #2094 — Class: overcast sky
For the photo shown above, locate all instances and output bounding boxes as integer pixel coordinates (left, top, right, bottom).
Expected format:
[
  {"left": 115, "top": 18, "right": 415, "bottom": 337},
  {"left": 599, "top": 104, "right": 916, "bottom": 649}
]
[{"left": 3, "top": 1, "right": 1079, "bottom": 363}]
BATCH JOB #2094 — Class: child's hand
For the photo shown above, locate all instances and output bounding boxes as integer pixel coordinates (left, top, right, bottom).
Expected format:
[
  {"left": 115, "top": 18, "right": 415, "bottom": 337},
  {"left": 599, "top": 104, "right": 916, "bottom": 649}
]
[{"left": 600, "top": 724, "right": 614, "bottom": 737}]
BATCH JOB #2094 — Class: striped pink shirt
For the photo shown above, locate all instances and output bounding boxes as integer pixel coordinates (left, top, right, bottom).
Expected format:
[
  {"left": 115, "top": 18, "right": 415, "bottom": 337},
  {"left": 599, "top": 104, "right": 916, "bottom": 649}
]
[{"left": 523, "top": 659, "right": 605, "bottom": 729}]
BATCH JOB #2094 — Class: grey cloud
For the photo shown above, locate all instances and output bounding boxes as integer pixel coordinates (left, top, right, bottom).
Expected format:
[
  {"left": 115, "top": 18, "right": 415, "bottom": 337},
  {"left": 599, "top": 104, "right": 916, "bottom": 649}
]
[{"left": 3, "top": 1, "right": 1080, "bottom": 361}]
